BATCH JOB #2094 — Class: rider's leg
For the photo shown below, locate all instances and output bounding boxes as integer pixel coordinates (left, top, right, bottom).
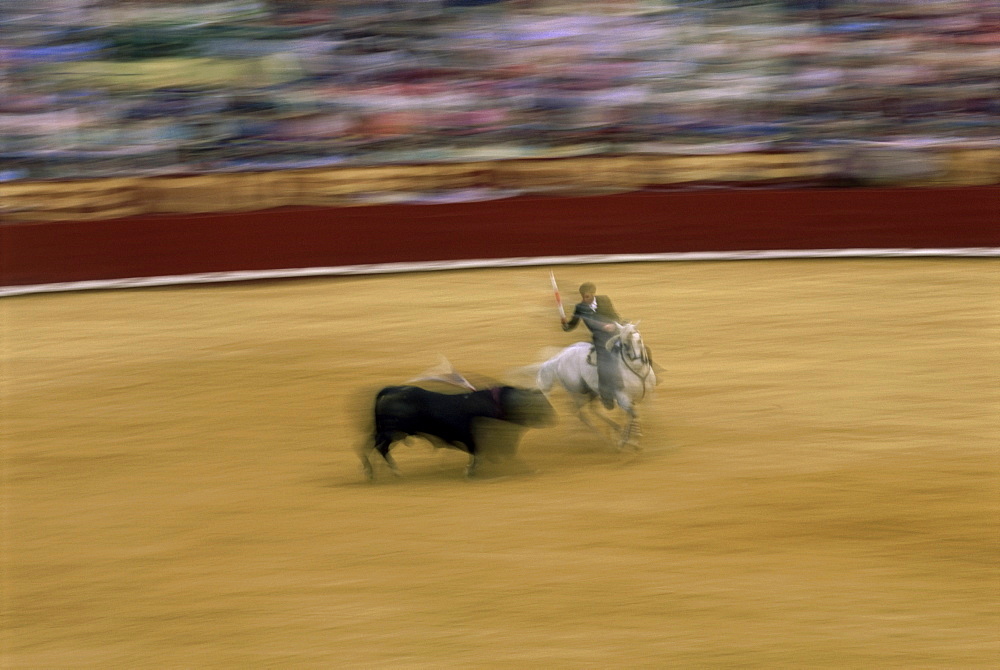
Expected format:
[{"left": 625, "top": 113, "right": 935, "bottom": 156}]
[{"left": 595, "top": 346, "right": 620, "bottom": 410}]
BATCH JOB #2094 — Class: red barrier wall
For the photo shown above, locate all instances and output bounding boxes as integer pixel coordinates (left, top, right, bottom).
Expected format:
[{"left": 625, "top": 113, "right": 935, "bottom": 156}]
[{"left": 2, "top": 187, "right": 997, "bottom": 287}]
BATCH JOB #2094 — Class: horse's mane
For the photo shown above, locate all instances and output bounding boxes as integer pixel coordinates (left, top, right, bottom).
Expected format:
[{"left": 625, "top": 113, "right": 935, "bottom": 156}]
[{"left": 607, "top": 321, "right": 641, "bottom": 350}]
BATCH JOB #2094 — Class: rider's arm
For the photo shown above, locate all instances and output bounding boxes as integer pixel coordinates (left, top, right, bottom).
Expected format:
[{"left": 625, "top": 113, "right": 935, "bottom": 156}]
[
  {"left": 562, "top": 305, "right": 581, "bottom": 331},
  {"left": 581, "top": 313, "right": 616, "bottom": 333}
]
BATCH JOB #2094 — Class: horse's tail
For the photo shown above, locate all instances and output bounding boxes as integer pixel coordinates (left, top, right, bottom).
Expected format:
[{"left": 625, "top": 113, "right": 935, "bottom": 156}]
[
  {"left": 533, "top": 344, "right": 580, "bottom": 393},
  {"left": 535, "top": 360, "right": 557, "bottom": 394},
  {"left": 504, "top": 362, "right": 542, "bottom": 389}
]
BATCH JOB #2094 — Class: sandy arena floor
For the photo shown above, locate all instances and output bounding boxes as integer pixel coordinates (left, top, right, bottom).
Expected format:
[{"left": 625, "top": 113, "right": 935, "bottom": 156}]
[{"left": 3, "top": 259, "right": 998, "bottom": 668}]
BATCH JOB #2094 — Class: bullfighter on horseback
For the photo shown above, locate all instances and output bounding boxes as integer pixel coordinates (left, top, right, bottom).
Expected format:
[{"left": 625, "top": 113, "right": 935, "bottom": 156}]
[
  {"left": 559, "top": 281, "right": 663, "bottom": 410},
  {"left": 561, "top": 282, "right": 625, "bottom": 410}
]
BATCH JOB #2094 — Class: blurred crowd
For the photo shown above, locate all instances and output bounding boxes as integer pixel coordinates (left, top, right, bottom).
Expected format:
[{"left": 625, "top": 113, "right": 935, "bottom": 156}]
[{"left": 1, "top": 0, "right": 997, "bottom": 184}]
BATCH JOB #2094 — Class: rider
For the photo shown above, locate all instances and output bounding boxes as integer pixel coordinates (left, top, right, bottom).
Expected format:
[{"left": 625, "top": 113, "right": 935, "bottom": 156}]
[{"left": 561, "top": 282, "right": 624, "bottom": 410}]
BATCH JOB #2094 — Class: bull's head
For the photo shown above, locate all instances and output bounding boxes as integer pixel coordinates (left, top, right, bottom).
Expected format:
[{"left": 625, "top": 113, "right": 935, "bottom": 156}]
[{"left": 499, "top": 387, "right": 557, "bottom": 428}]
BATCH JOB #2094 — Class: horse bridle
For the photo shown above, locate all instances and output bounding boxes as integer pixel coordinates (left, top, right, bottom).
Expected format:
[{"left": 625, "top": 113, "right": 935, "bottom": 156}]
[{"left": 616, "top": 333, "right": 652, "bottom": 397}]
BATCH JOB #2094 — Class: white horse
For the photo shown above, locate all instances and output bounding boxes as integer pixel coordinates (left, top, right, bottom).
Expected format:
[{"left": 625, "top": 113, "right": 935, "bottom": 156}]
[{"left": 536, "top": 322, "right": 656, "bottom": 449}]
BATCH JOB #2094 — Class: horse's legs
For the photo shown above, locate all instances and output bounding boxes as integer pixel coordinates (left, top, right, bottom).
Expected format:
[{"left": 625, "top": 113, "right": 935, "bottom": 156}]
[
  {"left": 615, "top": 395, "right": 642, "bottom": 451},
  {"left": 619, "top": 413, "right": 641, "bottom": 451},
  {"left": 567, "top": 393, "right": 624, "bottom": 449},
  {"left": 582, "top": 396, "right": 622, "bottom": 432},
  {"left": 619, "top": 415, "right": 634, "bottom": 449},
  {"left": 572, "top": 393, "right": 599, "bottom": 431}
]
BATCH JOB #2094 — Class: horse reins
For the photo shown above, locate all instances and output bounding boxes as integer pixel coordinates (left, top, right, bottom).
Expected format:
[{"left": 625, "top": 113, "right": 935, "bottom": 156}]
[{"left": 617, "top": 339, "right": 652, "bottom": 400}]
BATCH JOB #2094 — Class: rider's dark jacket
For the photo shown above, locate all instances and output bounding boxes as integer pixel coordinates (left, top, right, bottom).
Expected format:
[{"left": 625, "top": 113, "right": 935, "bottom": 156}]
[
  {"left": 562, "top": 295, "right": 622, "bottom": 345},
  {"left": 563, "top": 295, "right": 624, "bottom": 408}
]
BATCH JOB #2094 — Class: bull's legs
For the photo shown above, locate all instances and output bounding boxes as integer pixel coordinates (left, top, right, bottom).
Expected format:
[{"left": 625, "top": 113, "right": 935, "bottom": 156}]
[
  {"left": 360, "top": 434, "right": 402, "bottom": 481},
  {"left": 464, "top": 452, "right": 478, "bottom": 478},
  {"left": 450, "top": 430, "right": 482, "bottom": 478},
  {"left": 356, "top": 439, "right": 377, "bottom": 481},
  {"left": 463, "top": 435, "right": 479, "bottom": 478},
  {"left": 384, "top": 454, "right": 401, "bottom": 475},
  {"left": 360, "top": 449, "right": 375, "bottom": 481},
  {"left": 377, "top": 441, "right": 401, "bottom": 476}
]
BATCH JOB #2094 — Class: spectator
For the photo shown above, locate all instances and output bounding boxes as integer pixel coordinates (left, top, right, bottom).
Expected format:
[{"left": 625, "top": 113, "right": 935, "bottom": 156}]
[{"left": 0, "top": 0, "right": 994, "bottom": 185}]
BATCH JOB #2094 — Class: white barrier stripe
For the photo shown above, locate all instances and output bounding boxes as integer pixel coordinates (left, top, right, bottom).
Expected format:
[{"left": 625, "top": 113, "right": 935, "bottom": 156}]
[{"left": 2, "top": 248, "right": 998, "bottom": 298}]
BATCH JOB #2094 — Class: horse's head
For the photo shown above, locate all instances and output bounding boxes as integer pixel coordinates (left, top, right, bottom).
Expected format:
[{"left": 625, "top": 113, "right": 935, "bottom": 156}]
[{"left": 609, "top": 322, "right": 647, "bottom": 362}]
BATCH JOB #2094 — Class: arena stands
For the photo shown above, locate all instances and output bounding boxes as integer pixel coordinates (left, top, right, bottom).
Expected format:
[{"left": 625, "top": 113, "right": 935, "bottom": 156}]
[{"left": 0, "top": 0, "right": 997, "bottom": 219}]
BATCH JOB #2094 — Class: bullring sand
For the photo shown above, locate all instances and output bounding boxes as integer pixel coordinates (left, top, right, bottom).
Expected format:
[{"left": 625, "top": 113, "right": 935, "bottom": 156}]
[{"left": 3, "top": 259, "right": 998, "bottom": 668}]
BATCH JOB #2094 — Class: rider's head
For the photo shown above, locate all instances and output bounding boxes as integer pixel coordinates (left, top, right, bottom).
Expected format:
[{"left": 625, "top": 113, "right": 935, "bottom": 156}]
[{"left": 579, "top": 282, "right": 596, "bottom": 302}]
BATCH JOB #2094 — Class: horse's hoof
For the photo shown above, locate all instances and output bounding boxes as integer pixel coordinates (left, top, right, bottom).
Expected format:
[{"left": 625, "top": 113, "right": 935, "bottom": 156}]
[{"left": 617, "top": 438, "right": 641, "bottom": 452}]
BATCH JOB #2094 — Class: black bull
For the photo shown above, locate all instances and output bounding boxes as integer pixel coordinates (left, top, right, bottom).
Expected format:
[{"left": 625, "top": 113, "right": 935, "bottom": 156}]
[{"left": 359, "top": 385, "right": 556, "bottom": 480}]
